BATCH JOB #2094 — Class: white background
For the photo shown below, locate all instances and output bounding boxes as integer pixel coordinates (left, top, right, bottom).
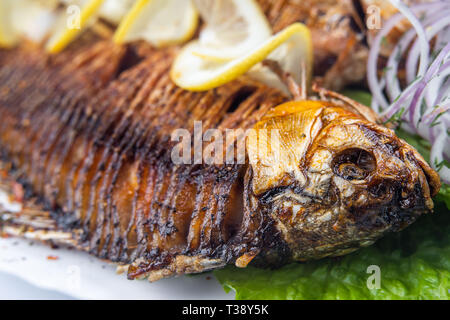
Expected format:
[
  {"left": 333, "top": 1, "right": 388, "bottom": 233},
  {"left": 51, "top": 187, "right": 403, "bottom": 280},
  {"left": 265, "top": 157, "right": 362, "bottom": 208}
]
[{"left": 0, "top": 237, "right": 234, "bottom": 300}]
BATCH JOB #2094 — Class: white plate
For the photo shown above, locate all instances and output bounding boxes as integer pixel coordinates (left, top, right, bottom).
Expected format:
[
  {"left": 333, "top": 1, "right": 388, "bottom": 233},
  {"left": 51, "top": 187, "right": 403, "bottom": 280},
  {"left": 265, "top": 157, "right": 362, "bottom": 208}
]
[{"left": 0, "top": 237, "right": 234, "bottom": 300}]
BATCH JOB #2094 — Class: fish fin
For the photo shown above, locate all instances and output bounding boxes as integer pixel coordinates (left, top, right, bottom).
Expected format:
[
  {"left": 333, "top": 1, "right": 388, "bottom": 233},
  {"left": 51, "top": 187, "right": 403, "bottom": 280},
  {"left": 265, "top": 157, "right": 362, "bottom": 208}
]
[
  {"left": 0, "top": 167, "right": 82, "bottom": 247},
  {"left": 311, "top": 83, "right": 379, "bottom": 123},
  {"left": 0, "top": 200, "right": 82, "bottom": 248},
  {"left": 1, "top": 164, "right": 227, "bottom": 281},
  {"left": 127, "top": 255, "right": 226, "bottom": 282}
]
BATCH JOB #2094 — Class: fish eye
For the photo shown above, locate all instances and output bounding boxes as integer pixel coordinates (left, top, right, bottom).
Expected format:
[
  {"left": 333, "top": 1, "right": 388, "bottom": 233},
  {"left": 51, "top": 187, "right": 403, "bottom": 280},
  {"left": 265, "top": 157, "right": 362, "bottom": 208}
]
[{"left": 332, "top": 148, "right": 376, "bottom": 181}]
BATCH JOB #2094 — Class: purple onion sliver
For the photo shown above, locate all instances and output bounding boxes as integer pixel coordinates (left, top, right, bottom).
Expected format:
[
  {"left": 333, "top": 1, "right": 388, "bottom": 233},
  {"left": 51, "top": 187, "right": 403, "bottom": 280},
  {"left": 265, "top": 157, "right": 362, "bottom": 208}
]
[
  {"left": 367, "top": 12, "right": 404, "bottom": 109},
  {"left": 386, "top": 29, "right": 417, "bottom": 101},
  {"left": 408, "top": 43, "right": 450, "bottom": 125},
  {"left": 390, "top": 0, "right": 430, "bottom": 80},
  {"left": 405, "top": 13, "right": 450, "bottom": 83}
]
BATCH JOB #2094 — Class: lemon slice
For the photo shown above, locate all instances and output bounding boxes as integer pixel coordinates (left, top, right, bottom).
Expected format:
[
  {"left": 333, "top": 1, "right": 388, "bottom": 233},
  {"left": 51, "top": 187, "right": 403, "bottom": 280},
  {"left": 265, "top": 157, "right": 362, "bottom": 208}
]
[
  {"left": 171, "top": 23, "right": 313, "bottom": 93},
  {"left": 61, "top": 0, "right": 131, "bottom": 24},
  {"left": 10, "top": 0, "right": 58, "bottom": 43},
  {"left": 0, "top": 0, "right": 58, "bottom": 48},
  {"left": 46, "top": 0, "right": 105, "bottom": 54},
  {"left": 98, "top": 0, "right": 135, "bottom": 24},
  {"left": 192, "top": 0, "right": 272, "bottom": 61},
  {"left": 34, "top": 0, "right": 60, "bottom": 9},
  {"left": 113, "top": 0, "right": 198, "bottom": 47},
  {"left": 0, "top": 0, "right": 18, "bottom": 48},
  {"left": 247, "top": 27, "right": 313, "bottom": 95}
]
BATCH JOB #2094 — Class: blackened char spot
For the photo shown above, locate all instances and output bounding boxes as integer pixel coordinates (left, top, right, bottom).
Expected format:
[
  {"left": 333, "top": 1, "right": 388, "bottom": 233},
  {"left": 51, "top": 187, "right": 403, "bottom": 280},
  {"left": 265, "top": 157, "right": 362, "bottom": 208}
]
[
  {"left": 316, "top": 55, "right": 337, "bottom": 76},
  {"left": 351, "top": 0, "right": 368, "bottom": 45},
  {"left": 227, "top": 86, "right": 257, "bottom": 114},
  {"left": 368, "top": 178, "right": 394, "bottom": 198},
  {"left": 115, "top": 45, "right": 144, "bottom": 78},
  {"left": 222, "top": 169, "right": 245, "bottom": 241},
  {"left": 258, "top": 186, "right": 290, "bottom": 205},
  {"left": 352, "top": 0, "right": 366, "bottom": 24}
]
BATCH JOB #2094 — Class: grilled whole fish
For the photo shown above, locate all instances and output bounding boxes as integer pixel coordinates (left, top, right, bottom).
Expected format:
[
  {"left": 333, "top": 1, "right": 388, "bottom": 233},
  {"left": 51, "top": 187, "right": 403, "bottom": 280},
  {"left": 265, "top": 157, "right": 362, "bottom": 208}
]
[
  {"left": 0, "top": 4, "right": 442, "bottom": 281},
  {"left": 0, "top": 35, "right": 441, "bottom": 281}
]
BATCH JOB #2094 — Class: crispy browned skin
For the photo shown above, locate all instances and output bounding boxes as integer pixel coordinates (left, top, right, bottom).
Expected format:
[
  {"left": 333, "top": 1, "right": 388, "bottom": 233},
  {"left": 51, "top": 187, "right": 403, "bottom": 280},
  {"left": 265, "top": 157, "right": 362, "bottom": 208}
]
[
  {"left": 0, "top": 37, "right": 290, "bottom": 280},
  {"left": 0, "top": 37, "right": 441, "bottom": 280}
]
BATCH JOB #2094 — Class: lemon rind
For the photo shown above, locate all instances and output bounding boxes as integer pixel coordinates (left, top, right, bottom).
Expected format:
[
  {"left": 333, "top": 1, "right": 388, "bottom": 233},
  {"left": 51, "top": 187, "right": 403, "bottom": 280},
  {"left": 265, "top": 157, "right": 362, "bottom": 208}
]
[
  {"left": 113, "top": 0, "right": 198, "bottom": 47},
  {"left": 46, "top": 0, "right": 105, "bottom": 54},
  {"left": 171, "top": 23, "right": 313, "bottom": 92},
  {"left": 0, "top": 1, "right": 18, "bottom": 48},
  {"left": 193, "top": 0, "right": 272, "bottom": 61}
]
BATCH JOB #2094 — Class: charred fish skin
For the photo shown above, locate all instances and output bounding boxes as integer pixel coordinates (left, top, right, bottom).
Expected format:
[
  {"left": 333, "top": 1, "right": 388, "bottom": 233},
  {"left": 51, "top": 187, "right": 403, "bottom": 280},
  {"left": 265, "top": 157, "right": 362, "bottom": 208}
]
[
  {"left": 0, "top": 37, "right": 290, "bottom": 280},
  {"left": 0, "top": 2, "right": 442, "bottom": 281},
  {"left": 0, "top": 37, "right": 440, "bottom": 280}
]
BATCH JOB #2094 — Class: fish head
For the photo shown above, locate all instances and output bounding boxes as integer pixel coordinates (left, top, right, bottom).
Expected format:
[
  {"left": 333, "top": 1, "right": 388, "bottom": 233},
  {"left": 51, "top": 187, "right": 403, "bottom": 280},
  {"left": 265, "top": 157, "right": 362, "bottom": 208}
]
[{"left": 245, "top": 100, "right": 441, "bottom": 261}]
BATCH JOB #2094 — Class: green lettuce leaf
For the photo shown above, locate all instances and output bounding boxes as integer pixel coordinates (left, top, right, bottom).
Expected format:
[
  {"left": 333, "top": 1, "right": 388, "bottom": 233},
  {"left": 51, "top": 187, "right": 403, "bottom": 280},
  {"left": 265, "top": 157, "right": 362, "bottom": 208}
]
[
  {"left": 215, "top": 203, "right": 450, "bottom": 299},
  {"left": 341, "top": 89, "right": 373, "bottom": 107},
  {"left": 436, "top": 185, "right": 450, "bottom": 211},
  {"left": 214, "top": 90, "right": 450, "bottom": 300}
]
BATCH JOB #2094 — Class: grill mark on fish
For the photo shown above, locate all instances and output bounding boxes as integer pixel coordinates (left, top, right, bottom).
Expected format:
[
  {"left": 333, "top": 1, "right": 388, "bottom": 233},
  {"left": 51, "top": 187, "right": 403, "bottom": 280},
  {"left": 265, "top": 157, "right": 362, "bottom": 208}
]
[
  {"left": 125, "top": 158, "right": 147, "bottom": 261},
  {"left": 200, "top": 178, "right": 219, "bottom": 251},
  {"left": 186, "top": 173, "right": 208, "bottom": 252},
  {"left": 44, "top": 101, "right": 85, "bottom": 206},
  {"left": 2, "top": 65, "right": 52, "bottom": 166},
  {"left": 103, "top": 114, "right": 147, "bottom": 258},
  {"left": 112, "top": 156, "right": 139, "bottom": 260},
  {"left": 63, "top": 54, "right": 165, "bottom": 251},
  {"left": 145, "top": 162, "right": 166, "bottom": 252},
  {"left": 96, "top": 151, "right": 118, "bottom": 258},
  {"left": 152, "top": 167, "right": 175, "bottom": 251},
  {"left": 63, "top": 137, "right": 86, "bottom": 213},
  {"left": 83, "top": 147, "right": 106, "bottom": 247},
  {"left": 76, "top": 142, "right": 101, "bottom": 241}
]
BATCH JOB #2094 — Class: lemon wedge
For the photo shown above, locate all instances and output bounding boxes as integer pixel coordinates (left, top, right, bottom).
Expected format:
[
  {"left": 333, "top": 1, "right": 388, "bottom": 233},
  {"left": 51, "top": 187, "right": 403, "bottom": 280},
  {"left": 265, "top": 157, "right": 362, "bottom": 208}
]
[
  {"left": 113, "top": 0, "right": 198, "bottom": 47},
  {"left": 192, "top": 0, "right": 272, "bottom": 61},
  {"left": 171, "top": 23, "right": 313, "bottom": 93},
  {"left": 34, "top": 0, "right": 60, "bottom": 9},
  {"left": 98, "top": 0, "right": 135, "bottom": 24},
  {"left": 61, "top": 0, "right": 133, "bottom": 25},
  {"left": 0, "top": 0, "right": 58, "bottom": 48},
  {"left": 0, "top": 0, "right": 18, "bottom": 48},
  {"left": 247, "top": 26, "right": 313, "bottom": 95},
  {"left": 11, "top": 0, "right": 58, "bottom": 43},
  {"left": 46, "top": 0, "right": 105, "bottom": 54}
]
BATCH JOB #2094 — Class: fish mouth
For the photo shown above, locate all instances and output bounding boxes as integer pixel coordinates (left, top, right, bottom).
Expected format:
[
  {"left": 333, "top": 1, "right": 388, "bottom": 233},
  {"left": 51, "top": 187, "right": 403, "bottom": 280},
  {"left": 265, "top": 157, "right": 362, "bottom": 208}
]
[
  {"left": 334, "top": 150, "right": 436, "bottom": 234},
  {"left": 341, "top": 176, "right": 437, "bottom": 244},
  {"left": 326, "top": 123, "right": 440, "bottom": 232},
  {"left": 348, "top": 181, "right": 429, "bottom": 233}
]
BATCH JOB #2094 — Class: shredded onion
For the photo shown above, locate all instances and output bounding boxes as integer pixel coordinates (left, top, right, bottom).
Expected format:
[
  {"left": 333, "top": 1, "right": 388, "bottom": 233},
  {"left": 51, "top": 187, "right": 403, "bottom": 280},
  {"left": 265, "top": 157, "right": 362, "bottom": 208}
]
[{"left": 367, "top": 0, "right": 450, "bottom": 184}]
